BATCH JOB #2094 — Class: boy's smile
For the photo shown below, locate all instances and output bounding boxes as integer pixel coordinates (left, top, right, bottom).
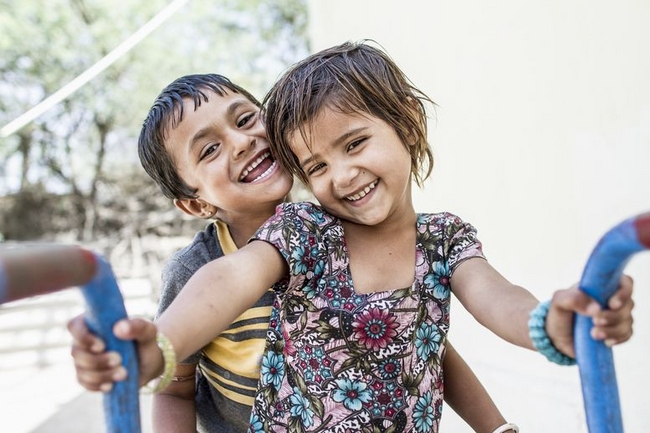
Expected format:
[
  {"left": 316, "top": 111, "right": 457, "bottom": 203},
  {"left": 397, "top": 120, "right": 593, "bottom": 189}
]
[
  {"left": 166, "top": 90, "right": 292, "bottom": 223},
  {"left": 239, "top": 150, "right": 278, "bottom": 183}
]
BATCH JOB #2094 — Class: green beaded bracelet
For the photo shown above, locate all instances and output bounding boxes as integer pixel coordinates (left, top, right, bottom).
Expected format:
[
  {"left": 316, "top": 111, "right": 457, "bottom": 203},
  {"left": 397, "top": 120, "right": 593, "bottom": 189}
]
[
  {"left": 142, "top": 331, "right": 177, "bottom": 393},
  {"left": 528, "top": 300, "right": 576, "bottom": 366}
]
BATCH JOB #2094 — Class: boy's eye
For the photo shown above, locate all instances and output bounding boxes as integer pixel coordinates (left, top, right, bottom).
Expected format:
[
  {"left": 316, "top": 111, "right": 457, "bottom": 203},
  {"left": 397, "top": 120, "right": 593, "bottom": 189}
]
[
  {"left": 237, "top": 112, "right": 256, "bottom": 128},
  {"left": 199, "top": 143, "right": 220, "bottom": 160}
]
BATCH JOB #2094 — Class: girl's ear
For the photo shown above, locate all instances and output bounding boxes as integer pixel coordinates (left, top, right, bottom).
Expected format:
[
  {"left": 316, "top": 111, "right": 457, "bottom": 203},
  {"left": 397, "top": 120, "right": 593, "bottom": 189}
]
[{"left": 173, "top": 198, "right": 218, "bottom": 219}]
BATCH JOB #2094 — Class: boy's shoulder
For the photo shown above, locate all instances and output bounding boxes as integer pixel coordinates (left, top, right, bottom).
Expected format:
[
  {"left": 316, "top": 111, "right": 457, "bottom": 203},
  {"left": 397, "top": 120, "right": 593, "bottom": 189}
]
[{"left": 167, "top": 222, "right": 223, "bottom": 272}]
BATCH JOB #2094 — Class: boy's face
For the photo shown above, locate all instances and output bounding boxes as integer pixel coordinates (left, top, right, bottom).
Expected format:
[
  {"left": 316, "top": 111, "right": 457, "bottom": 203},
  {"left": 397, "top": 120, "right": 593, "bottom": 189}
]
[
  {"left": 290, "top": 107, "right": 414, "bottom": 227},
  {"left": 166, "top": 90, "right": 292, "bottom": 221}
]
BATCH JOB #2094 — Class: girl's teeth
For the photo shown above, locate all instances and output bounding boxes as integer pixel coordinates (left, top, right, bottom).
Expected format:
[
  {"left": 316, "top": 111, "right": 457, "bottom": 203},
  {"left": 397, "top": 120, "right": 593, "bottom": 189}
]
[{"left": 347, "top": 181, "right": 377, "bottom": 201}]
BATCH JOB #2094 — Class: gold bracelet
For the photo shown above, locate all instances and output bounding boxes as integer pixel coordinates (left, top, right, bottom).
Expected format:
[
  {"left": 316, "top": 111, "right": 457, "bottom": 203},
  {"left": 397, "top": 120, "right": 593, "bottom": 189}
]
[
  {"left": 142, "top": 331, "right": 176, "bottom": 394},
  {"left": 172, "top": 373, "right": 196, "bottom": 383}
]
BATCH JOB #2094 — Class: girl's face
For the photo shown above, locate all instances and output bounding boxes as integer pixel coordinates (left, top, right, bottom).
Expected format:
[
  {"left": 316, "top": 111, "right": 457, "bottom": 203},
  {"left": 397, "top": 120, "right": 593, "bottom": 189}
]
[
  {"left": 290, "top": 107, "right": 414, "bottom": 227},
  {"left": 166, "top": 90, "right": 293, "bottom": 223}
]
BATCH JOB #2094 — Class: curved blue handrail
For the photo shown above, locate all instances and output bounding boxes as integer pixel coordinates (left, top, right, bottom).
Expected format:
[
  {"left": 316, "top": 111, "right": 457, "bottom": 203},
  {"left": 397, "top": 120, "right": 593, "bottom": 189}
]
[
  {"left": 0, "top": 247, "right": 141, "bottom": 433},
  {"left": 81, "top": 254, "right": 141, "bottom": 433},
  {"left": 576, "top": 212, "right": 650, "bottom": 433}
]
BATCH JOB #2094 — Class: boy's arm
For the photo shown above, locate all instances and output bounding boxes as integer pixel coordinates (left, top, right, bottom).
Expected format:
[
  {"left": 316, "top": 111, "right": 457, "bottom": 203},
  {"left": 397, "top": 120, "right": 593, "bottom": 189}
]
[
  {"left": 152, "top": 363, "right": 197, "bottom": 433},
  {"left": 451, "top": 258, "right": 634, "bottom": 357},
  {"left": 443, "top": 342, "right": 511, "bottom": 433}
]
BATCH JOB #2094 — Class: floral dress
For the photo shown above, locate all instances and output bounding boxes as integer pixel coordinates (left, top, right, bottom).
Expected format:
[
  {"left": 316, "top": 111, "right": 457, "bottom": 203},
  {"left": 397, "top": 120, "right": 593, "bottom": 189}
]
[{"left": 249, "top": 202, "right": 484, "bottom": 433}]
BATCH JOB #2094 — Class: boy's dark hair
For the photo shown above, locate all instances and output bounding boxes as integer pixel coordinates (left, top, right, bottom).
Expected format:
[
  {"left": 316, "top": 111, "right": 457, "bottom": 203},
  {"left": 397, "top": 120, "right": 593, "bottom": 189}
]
[
  {"left": 263, "top": 40, "right": 435, "bottom": 186},
  {"left": 139, "top": 74, "right": 261, "bottom": 199}
]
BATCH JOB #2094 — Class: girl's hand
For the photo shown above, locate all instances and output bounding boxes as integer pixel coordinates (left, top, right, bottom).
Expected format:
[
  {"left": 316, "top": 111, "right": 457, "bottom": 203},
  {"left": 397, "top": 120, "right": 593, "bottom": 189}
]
[
  {"left": 68, "top": 316, "right": 164, "bottom": 392},
  {"left": 68, "top": 314, "right": 125, "bottom": 393},
  {"left": 547, "top": 275, "right": 634, "bottom": 358},
  {"left": 111, "top": 318, "right": 164, "bottom": 387}
]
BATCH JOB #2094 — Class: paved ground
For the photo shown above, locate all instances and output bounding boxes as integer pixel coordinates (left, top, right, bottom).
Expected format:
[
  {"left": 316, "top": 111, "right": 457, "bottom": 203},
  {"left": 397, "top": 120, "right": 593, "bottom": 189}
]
[
  {"left": 0, "top": 279, "right": 156, "bottom": 433},
  {"left": 1, "top": 279, "right": 648, "bottom": 432}
]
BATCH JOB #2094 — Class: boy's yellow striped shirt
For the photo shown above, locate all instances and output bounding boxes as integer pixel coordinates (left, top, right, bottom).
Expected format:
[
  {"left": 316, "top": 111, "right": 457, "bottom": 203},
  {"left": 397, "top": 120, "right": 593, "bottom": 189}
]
[{"left": 197, "top": 220, "right": 272, "bottom": 405}]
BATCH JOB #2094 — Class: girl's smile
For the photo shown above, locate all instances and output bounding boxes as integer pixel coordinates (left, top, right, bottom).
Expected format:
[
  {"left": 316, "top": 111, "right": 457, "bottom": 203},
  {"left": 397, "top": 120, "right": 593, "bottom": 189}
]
[{"left": 290, "top": 106, "right": 414, "bottom": 228}]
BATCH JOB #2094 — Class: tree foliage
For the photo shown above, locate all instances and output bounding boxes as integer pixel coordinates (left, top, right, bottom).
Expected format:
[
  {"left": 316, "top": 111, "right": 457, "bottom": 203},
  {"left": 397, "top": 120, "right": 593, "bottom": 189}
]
[{"left": 0, "top": 0, "right": 308, "bottom": 257}]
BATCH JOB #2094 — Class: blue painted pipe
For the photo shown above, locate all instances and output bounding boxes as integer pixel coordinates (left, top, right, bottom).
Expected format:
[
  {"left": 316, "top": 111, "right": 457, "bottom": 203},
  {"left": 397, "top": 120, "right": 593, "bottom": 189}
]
[
  {"left": 81, "top": 254, "right": 141, "bottom": 433},
  {"left": 576, "top": 213, "right": 650, "bottom": 433},
  {"left": 0, "top": 246, "right": 141, "bottom": 432}
]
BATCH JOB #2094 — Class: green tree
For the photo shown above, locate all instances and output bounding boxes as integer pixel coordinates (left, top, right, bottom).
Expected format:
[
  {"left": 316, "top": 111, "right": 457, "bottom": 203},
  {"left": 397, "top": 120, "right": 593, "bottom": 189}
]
[{"left": 0, "top": 0, "right": 308, "bottom": 243}]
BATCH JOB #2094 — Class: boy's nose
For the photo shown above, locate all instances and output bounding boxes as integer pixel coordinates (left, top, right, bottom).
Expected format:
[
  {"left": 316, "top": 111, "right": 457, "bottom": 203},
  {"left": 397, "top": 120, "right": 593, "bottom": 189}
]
[{"left": 232, "top": 133, "right": 256, "bottom": 158}]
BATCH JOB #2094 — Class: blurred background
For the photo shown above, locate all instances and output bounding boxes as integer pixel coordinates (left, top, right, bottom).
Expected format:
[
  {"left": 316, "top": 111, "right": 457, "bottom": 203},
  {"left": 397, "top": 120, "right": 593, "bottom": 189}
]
[{"left": 1, "top": 0, "right": 649, "bottom": 432}]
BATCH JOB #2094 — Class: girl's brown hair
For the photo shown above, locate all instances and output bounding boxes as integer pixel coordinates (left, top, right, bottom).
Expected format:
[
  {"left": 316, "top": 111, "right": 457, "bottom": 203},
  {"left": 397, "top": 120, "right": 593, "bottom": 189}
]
[{"left": 263, "top": 40, "right": 435, "bottom": 186}]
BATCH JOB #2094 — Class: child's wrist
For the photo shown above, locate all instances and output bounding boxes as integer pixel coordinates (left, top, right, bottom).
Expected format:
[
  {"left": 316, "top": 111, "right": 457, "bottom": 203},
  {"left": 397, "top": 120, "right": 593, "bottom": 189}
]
[
  {"left": 528, "top": 300, "right": 576, "bottom": 365},
  {"left": 492, "top": 422, "right": 519, "bottom": 433},
  {"left": 142, "top": 330, "right": 177, "bottom": 393}
]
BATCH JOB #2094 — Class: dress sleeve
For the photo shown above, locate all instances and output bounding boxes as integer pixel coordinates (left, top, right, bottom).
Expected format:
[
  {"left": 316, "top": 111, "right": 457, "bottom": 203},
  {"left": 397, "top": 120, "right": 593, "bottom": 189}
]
[
  {"left": 253, "top": 202, "right": 309, "bottom": 265},
  {"left": 443, "top": 212, "right": 486, "bottom": 274}
]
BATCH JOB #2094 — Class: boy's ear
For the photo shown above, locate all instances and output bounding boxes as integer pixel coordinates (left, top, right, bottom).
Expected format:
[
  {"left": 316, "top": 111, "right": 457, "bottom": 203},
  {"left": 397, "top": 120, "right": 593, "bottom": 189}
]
[{"left": 173, "top": 198, "right": 218, "bottom": 219}]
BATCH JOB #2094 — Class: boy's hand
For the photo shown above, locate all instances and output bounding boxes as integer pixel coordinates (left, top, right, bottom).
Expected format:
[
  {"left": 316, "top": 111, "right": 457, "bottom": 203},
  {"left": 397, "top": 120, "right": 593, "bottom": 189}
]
[{"left": 546, "top": 275, "right": 634, "bottom": 358}]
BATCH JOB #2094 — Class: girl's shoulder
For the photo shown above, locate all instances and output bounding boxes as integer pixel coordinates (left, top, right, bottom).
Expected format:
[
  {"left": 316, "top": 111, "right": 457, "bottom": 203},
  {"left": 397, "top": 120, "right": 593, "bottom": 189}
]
[
  {"left": 274, "top": 201, "right": 337, "bottom": 225},
  {"left": 417, "top": 211, "right": 473, "bottom": 230}
]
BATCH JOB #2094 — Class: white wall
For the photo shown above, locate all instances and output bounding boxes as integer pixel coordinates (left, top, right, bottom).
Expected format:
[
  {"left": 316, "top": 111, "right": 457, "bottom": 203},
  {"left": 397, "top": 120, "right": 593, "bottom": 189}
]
[{"left": 308, "top": 1, "right": 650, "bottom": 431}]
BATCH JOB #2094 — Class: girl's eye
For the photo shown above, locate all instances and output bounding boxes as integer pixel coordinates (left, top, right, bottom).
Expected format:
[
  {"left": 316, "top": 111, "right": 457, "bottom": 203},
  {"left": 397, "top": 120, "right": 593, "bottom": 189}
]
[
  {"left": 307, "top": 162, "right": 326, "bottom": 176},
  {"left": 237, "top": 112, "right": 256, "bottom": 128},
  {"left": 347, "top": 138, "right": 366, "bottom": 151},
  {"left": 199, "top": 143, "right": 220, "bottom": 161}
]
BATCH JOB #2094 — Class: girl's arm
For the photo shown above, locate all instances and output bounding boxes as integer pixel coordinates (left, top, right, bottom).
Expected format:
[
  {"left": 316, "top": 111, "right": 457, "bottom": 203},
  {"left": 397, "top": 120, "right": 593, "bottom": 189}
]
[
  {"left": 450, "top": 259, "right": 538, "bottom": 349},
  {"left": 443, "top": 342, "right": 511, "bottom": 433},
  {"left": 142, "top": 240, "right": 287, "bottom": 383},
  {"left": 451, "top": 258, "right": 634, "bottom": 357}
]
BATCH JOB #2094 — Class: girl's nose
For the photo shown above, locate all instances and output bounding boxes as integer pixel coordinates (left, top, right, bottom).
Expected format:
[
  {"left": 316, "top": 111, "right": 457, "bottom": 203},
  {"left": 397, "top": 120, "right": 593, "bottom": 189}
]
[{"left": 332, "top": 161, "right": 357, "bottom": 190}]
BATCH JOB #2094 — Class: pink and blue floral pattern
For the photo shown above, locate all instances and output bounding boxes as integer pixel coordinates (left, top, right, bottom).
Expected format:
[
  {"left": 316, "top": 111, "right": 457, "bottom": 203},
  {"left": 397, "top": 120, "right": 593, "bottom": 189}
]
[{"left": 250, "top": 202, "right": 483, "bottom": 433}]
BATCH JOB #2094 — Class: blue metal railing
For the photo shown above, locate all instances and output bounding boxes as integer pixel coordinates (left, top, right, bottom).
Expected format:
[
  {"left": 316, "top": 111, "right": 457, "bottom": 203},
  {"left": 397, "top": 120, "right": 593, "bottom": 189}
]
[
  {"left": 575, "top": 212, "right": 650, "bottom": 433},
  {"left": 0, "top": 211, "right": 648, "bottom": 432}
]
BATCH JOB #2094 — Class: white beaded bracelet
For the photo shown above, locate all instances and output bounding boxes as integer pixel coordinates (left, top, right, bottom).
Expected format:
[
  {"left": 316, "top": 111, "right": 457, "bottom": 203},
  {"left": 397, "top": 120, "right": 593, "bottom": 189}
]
[{"left": 492, "top": 422, "right": 519, "bottom": 433}]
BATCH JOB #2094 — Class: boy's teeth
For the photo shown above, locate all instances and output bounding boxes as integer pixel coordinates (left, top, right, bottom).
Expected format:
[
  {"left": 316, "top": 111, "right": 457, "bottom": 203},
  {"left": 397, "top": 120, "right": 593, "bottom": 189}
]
[
  {"left": 346, "top": 181, "right": 377, "bottom": 201},
  {"left": 240, "top": 152, "right": 270, "bottom": 180},
  {"left": 252, "top": 160, "right": 277, "bottom": 182}
]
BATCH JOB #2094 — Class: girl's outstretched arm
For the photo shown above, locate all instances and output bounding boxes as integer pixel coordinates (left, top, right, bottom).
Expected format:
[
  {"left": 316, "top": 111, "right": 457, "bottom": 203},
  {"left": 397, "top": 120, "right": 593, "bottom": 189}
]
[{"left": 451, "top": 258, "right": 634, "bottom": 357}]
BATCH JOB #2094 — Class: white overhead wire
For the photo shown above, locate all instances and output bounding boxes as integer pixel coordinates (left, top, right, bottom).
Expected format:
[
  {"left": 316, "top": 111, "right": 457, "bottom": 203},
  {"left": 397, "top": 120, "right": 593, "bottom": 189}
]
[{"left": 0, "top": 0, "right": 190, "bottom": 138}]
